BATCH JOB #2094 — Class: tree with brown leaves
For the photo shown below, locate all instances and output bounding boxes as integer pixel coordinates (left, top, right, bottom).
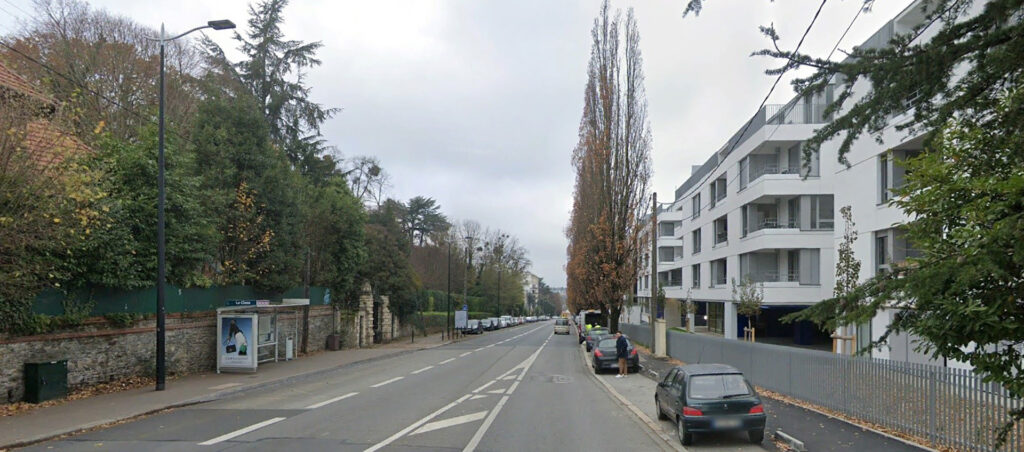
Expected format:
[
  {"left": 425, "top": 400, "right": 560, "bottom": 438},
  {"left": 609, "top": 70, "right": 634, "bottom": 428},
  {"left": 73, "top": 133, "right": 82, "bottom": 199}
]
[{"left": 566, "top": 1, "right": 652, "bottom": 333}]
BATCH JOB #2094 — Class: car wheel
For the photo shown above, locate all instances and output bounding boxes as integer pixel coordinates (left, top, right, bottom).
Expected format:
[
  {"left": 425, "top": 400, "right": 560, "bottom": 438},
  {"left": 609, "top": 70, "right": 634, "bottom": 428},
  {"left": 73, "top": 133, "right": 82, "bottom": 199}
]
[
  {"left": 655, "top": 397, "right": 668, "bottom": 420},
  {"left": 677, "top": 417, "right": 692, "bottom": 445},
  {"left": 748, "top": 429, "right": 764, "bottom": 444}
]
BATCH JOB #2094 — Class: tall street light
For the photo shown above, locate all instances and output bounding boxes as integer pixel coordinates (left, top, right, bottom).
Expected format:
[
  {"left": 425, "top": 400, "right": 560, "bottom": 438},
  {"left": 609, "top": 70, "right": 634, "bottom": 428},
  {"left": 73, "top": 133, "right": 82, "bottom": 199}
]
[{"left": 147, "top": 19, "right": 235, "bottom": 391}]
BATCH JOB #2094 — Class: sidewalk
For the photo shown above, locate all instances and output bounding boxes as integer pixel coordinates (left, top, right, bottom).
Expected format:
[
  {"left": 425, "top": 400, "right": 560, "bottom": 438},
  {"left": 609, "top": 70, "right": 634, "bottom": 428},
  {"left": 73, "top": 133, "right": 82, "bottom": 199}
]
[
  {"left": 594, "top": 346, "right": 928, "bottom": 452},
  {"left": 0, "top": 334, "right": 451, "bottom": 450}
]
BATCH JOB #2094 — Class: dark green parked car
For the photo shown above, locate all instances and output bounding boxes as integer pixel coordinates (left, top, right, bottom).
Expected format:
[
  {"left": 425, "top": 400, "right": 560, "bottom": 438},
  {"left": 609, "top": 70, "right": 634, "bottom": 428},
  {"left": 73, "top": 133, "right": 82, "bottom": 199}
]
[{"left": 654, "top": 364, "right": 766, "bottom": 446}]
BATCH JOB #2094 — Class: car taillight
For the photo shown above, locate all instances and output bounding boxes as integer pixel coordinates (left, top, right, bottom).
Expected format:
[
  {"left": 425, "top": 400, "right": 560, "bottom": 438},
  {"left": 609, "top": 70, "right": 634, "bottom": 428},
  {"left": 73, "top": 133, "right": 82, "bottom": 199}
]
[
  {"left": 749, "top": 404, "right": 764, "bottom": 414},
  {"left": 594, "top": 349, "right": 603, "bottom": 357},
  {"left": 630, "top": 348, "right": 637, "bottom": 356},
  {"left": 682, "top": 406, "right": 703, "bottom": 416}
]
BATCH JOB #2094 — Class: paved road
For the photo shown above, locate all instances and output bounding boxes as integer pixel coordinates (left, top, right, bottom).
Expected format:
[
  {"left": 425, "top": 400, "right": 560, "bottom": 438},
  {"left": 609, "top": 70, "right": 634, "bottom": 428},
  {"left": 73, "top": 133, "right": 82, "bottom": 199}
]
[{"left": 24, "top": 322, "right": 671, "bottom": 451}]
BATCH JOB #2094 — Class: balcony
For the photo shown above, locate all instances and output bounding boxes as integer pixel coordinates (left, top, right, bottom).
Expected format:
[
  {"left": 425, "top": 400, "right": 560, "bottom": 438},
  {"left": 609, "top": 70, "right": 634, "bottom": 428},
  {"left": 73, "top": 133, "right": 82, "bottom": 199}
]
[{"left": 765, "top": 103, "right": 832, "bottom": 125}]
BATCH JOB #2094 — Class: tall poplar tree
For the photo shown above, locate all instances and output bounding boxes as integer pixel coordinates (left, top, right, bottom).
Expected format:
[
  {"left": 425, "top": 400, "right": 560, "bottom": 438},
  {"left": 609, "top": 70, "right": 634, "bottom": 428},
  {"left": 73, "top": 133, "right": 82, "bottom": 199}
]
[{"left": 566, "top": 1, "right": 652, "bottom": 333}]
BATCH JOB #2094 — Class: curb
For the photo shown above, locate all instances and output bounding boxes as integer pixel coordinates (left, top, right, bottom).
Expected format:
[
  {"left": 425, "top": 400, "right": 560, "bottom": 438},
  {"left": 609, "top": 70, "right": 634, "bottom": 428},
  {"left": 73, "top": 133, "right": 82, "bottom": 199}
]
[
  {"left": 577, "top": 345, "right": 686, "bottom": 452},
  {"left": 2, "top": 340, "right": 450, "bottom": 450}
]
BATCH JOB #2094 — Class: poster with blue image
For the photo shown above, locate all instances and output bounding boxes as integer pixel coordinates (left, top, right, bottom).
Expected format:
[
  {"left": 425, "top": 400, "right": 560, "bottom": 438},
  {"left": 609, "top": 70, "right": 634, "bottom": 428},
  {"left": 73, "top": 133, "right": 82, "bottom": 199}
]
[{"left": 219, "top": 314, "right": 257, "bottom": 370}]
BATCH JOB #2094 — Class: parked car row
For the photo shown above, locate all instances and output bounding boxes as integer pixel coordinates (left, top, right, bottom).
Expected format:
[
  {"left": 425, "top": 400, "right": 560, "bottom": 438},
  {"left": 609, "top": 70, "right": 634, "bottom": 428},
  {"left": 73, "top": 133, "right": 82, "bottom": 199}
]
[{"left": 462, "top": 315, "right": 553, "bottom": 334}]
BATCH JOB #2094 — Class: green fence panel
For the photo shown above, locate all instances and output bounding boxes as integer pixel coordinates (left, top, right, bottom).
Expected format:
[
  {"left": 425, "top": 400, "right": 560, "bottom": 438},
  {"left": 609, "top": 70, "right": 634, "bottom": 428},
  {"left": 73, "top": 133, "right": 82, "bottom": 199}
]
[{"left": 30, "top": 285, "right": 332, "bottom": 316}]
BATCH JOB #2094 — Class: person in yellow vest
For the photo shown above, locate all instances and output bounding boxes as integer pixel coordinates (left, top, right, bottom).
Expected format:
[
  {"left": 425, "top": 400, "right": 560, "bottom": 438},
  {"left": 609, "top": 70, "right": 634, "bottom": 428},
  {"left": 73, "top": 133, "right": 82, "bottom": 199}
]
[{"left": 586, "top": 323, "right": 593, "bottom": 333}]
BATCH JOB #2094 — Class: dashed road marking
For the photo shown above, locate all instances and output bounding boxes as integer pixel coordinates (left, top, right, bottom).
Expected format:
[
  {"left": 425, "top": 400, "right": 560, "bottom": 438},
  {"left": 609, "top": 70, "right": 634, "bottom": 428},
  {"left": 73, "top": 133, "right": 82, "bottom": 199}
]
[
  {"left": 305, "top": 392, "right": 358, "bottom": 409},
  {"left": 460, "top": 352, "right": 471, "bottom": 357},
  {"left": 371, "top": 376, "right": 404, "bottom": 388},
  {"left": 411, "top": 365, "right": 434, "bottom": 375},
  {"left": 198, "top": 417, "right": 286, "bottom": 445},
  {"left": 439, "top": 358, "right": 456, "bottom": 365}
]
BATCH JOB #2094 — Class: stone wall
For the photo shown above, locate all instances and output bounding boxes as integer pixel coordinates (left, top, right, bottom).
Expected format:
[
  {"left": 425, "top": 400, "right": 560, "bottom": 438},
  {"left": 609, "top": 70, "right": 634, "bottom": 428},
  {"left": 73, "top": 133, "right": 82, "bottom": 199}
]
[{"left": 0, "top": 305, "right": 340, "bottom": 404}]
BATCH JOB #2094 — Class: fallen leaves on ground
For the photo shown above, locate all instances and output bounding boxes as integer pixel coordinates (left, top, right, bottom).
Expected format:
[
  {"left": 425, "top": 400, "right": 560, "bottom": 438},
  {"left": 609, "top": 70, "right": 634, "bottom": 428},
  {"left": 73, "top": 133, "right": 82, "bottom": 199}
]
[
  {"left": 1, "top": 375, "right": 157, "bottom": 418},
  {"left": 756, "top": 387, "right": 955, "bottom": 452}
]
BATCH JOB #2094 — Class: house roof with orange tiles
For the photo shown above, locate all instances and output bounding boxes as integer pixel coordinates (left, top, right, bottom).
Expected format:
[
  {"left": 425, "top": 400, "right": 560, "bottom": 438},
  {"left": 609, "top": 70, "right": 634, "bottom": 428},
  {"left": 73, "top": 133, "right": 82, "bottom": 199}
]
[
  {"left": 22, "top": 120, "right": 91, "bottom": 168},
  {"left": 0, "top": 59, "right": 89, "bottom": 168},
  {"left": 0, "top": 58, "right": 54, "bottom": 105}
]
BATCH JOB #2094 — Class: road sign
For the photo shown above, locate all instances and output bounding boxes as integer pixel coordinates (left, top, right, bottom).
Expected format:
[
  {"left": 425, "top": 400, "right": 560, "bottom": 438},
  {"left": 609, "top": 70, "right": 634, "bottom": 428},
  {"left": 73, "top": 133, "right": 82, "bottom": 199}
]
[{"left": 462, "top": 304, "right": 468, "bottom": 311}]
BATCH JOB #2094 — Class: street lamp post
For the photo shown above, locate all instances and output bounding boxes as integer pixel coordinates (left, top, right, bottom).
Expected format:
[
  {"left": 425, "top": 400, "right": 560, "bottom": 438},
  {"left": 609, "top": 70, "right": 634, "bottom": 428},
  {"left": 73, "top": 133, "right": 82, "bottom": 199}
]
[{"left": 149, "top": 19, "right": 235, "bottom": 391}]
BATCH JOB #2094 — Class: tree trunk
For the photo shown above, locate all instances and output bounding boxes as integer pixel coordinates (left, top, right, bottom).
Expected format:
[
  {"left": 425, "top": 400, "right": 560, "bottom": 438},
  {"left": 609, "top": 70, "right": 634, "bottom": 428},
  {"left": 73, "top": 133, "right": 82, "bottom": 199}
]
[{"left": 610, "top": 303, "right": 621, "bottom": 334}]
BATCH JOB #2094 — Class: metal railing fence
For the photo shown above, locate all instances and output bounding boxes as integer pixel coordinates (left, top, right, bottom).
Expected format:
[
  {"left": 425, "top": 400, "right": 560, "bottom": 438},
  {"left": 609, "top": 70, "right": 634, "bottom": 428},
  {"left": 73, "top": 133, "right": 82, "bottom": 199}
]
[{"left": 621, "top": 324, "right": 1023, "bottom": 451}]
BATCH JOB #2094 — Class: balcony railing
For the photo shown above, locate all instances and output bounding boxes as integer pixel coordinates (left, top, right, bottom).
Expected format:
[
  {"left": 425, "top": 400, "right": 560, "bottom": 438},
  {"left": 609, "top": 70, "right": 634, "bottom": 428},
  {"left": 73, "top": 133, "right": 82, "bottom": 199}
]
[
  {"left": 744, "top": 271, "right": 800, "bottom": 283},
  {"left": 765, "top": 103, "right": 832, "bottom": 125}
]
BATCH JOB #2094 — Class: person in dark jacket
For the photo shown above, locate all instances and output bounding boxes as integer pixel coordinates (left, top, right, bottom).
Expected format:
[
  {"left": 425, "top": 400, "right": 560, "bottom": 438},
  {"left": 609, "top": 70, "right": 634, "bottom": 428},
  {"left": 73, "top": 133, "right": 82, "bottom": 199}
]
[{"left": 615, "top": 331, "right": 629, "bottom": 378}]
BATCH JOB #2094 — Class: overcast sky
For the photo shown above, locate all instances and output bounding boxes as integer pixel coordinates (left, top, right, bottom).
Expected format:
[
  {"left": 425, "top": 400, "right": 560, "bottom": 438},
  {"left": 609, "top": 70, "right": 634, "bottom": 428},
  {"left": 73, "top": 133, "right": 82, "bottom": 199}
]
[{"left": 1, "top": 0, "right": 914, "bottom": 287}]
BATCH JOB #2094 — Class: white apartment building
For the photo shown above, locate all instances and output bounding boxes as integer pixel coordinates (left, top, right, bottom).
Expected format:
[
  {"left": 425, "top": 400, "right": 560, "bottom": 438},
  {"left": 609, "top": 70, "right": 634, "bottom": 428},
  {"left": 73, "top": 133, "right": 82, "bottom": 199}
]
[
  {"left": 636, "top": 0, "right": 980, "bottom": 366},
  {"left": 522, "top": 272, "right": 540, "bottom": 312}
]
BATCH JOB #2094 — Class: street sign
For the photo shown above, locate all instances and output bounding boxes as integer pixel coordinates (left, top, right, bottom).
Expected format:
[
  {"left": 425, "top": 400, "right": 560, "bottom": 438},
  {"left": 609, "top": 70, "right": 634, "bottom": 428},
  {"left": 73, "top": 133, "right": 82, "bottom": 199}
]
[
  {"left": 225, "top": 299, "right": 270, "bottom": 307},
  {"left": 462, "top": 304, "right": 468, "bottom": 311}
]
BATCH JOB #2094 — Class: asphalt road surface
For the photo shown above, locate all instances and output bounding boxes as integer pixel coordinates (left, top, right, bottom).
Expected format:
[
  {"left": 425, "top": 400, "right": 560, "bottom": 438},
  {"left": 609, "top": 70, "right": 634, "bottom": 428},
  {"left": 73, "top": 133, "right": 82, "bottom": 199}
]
[{"left": 24, "top": 322, "right": 673, "bottom": 451}]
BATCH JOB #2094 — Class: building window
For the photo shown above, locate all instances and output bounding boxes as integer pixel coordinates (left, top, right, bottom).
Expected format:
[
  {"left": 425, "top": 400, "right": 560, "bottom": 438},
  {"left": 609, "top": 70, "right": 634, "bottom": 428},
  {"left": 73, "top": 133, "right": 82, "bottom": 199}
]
[
  {"left": 875, "top": 231, "right": 890, "bottom": 274},
  {"left": 809, "top": 195, "right": 834, "bottom": 230},
  {"left": 707, "top": 302, "right": 725, "bottom": 334},
  {"left": 691, "top": 264, "right": 700, "bottom": 288},
  {"left": 787, "top": 197, "right": 800, "bottom": 228},
  {"left": 880, "top": 153, "right": 891, "bottom": 203},
  {"left": 692, "top": 228, "right": 702, "bottom": 254},
  {"left": 711, "top": 258, "right": 727, "bottom": 287},
  {"left": 714, "top": 216, "right": 728, "bottom": 245},
  {"left": 659, "top": 222, "right": 675, "bottom": 237},
  {"left": 692, "top": 193, "right": 701, "bottom": 219},
  {"left": 709, "top": 177, "right": 726, "bottom": 208},
  {"left": 741, "top": 207, "right": 748, "bottom": 237}
]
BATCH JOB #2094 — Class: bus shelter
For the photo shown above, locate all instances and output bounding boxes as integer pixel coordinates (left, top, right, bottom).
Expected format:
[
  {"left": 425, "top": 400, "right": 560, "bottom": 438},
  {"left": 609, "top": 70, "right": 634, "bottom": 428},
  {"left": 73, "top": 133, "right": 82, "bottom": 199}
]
[{"left": 216, "top": 298, "right": 309, "bottom": 373}]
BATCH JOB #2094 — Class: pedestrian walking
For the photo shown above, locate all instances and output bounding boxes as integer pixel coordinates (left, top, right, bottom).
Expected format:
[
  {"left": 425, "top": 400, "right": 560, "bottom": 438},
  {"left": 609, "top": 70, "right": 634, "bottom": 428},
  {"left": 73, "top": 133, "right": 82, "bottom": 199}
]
[{"left": 615, "top": 331, "right": 629, "bottom": 378}]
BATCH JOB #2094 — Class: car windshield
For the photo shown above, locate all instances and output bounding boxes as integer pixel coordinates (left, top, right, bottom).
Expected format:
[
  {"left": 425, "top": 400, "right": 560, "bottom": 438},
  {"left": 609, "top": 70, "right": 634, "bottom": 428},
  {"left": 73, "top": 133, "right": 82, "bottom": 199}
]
[
  {"left": 468, "top": 320, "right": 478, "bottom": 326},
  {"left": 688, "top": 374, "right": 751, "bottom": 400},
  {"left": 555, "top": 319, "right": 568, "bottom": 325}
]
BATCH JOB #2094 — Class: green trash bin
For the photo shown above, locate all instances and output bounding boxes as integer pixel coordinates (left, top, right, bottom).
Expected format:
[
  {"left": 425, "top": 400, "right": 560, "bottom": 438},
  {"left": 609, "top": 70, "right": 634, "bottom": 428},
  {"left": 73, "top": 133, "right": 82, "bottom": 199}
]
[{"left": 24, "top": 360, "right": 68, "bottom": 403}]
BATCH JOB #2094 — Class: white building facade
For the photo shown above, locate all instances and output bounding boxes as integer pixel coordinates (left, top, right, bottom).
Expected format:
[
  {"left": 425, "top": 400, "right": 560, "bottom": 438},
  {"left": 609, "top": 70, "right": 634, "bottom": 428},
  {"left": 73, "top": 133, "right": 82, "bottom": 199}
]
[{"left": 636, "top": 0, "right": 981, "bottom": 365}]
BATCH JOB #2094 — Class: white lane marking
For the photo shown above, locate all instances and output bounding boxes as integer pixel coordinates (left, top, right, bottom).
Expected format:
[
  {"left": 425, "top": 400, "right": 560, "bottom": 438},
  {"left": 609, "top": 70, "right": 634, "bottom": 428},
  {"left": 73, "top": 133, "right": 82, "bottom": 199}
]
[
  {"left": 439, "top": 358, "right": 456, "bottom": 365},
  {"left": 411, "top": 365, "right": 434, "bottom": 375},
  {"left": 507, "top": 381, "right": 521, "bottom": 393},
  {"left": 371, "top": 376, "right": 404, "bottom": 388},
  {"left": 470, "top": 395, "right": 488, "bottom": 400},
  {"left": 472, "top": 380, "right": 497, "bottom": 393},
  {"left": 485, "top": 344, "right": 495, "bottom": 348},
  {"left": 463, "top": 332, "right": 552, "bottom": 452},
  {"left": 475, "top": 347, "right": 485, "bottom": 352},
  {"left": 198, "top": 417, "right": 286, "bottom": 445},
  {"left": 410, "top": 411, "right": 488, "bottom": 436},
  {"left": 500, "top": 375, "right": 516, "bottom": 381},
  {"left": 304, "top": 392, "right": 358, "bottom": 409},
  {"left": 487, "top": 389, "right": 507, "bottom": 395},
  {"left": 208, "top": 382, "right": 243, "bottom": 390},
  {"left": 463, "top": 396, "right": 509, "bottom": 452},
  {"left": 364, "top": 394, "right": 472, "bottom": 452},
  {"left": 460, "top": 352, "right": 471, "bottom": 357}
]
